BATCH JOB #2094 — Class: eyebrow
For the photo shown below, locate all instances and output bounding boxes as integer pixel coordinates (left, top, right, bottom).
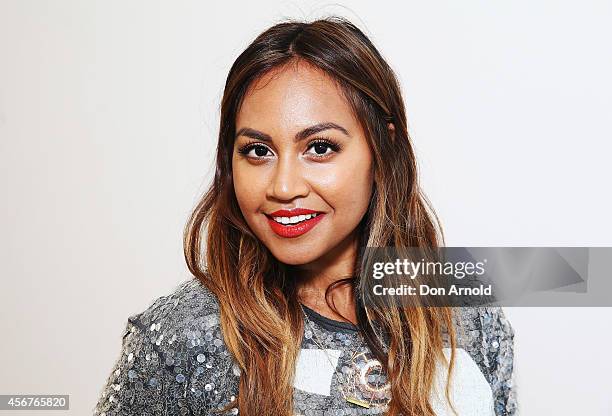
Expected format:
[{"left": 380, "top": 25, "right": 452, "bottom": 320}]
[{"left": 234, "top": 122, "right": 350, "bottom": 143}]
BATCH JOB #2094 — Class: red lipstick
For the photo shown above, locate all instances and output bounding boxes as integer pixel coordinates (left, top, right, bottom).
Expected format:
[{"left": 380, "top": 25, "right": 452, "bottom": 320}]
[{"left": 266, "top": 208, "right": 325, "bottom": 238}]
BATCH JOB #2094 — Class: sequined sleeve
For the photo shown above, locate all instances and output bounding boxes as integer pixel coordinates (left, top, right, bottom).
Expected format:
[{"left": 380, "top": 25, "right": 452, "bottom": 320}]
[
  {"left": 93, "top": 279, "right": 241, "bottom": 416},
  {"left": 479, "top": 307, "right": 518, "bottom": 416},
  {"left": 93, "top": 316, "right": 167, "bottom": 415}
]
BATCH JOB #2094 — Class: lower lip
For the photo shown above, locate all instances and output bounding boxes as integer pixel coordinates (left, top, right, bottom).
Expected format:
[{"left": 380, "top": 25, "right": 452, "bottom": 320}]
[{"left": 266, "top": 214, "right": 325, "bottom": 238}]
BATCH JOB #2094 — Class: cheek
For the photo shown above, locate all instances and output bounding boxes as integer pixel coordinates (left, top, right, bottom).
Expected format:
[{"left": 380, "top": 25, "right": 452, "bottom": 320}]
[
  {"left": 232, "top": 162, "right": 266, "bottom": 215},
  {"left": 313, "top": 154, "right": 373, "bottom": 220},
  {"left": 336, "top": 171, "right": 373, "bottom": 215}
]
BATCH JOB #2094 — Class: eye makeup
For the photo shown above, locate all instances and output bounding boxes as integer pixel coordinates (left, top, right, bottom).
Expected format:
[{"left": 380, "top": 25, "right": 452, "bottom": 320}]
[{"left": 236, "top": 137, "right": 343, "bottom": 159}]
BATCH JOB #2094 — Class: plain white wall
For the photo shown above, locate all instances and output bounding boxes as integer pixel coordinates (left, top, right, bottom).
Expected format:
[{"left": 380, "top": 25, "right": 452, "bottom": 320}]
[{"left": 1, "top": 1, "right": 611, "bottom": 415}]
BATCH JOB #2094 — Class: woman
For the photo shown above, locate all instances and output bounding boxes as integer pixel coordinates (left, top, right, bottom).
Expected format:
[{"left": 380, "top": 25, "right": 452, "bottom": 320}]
[{"left": 94, "top": 16, "right": 516, "bottom": 416}]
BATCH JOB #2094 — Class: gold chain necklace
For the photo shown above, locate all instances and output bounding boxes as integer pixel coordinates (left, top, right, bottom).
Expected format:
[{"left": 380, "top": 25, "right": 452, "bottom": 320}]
[{"left": 300, "top": 305, "right": 391, "bottom": 409}]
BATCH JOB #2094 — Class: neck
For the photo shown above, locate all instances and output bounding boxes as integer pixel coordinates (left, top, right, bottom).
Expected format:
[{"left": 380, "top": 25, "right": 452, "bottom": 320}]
[{"left": 295, "top": 230, "right": 359, "bottom": 324}]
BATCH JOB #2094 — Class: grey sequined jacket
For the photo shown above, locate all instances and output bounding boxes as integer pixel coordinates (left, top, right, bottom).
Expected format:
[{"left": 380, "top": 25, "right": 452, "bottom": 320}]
[{"left": 93, "top": 279, "right": 517, "bottom": 415}]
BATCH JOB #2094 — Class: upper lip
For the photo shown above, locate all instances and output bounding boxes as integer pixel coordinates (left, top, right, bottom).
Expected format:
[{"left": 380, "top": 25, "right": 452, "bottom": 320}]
[{"left": 267, "top": 208, "right": 322, "bottom": 217}]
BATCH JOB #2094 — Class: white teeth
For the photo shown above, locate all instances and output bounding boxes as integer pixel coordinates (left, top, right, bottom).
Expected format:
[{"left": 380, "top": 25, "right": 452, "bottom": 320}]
[{"left": 271, "top": 213, "right": 319, "bottom": 225}]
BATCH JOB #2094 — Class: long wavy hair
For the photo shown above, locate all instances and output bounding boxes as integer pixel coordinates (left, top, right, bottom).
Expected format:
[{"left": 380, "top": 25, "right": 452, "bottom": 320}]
[{"left": 184, "top": 16, "right": 458, "bottom": 416}]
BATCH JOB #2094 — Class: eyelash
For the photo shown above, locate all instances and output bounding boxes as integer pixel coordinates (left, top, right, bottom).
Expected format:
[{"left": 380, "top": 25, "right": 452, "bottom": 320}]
[{"left": 237, "top": 137, "right": 342, "bottom": 159}]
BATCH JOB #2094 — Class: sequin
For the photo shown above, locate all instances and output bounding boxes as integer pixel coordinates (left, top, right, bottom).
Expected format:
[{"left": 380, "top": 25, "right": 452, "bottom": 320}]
[{"left": 93, "top": 278, "right": 517, "bottom": 416}]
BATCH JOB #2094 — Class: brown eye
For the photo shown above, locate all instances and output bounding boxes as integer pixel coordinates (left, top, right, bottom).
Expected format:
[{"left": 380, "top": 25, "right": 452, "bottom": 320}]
[
  {"left": 254, "top": 145, "right": 269, "bottom": 157},
  {"left": 313, "top": 143, "right": 329, "bottom": 154},
  {"left": 305, "top": 138, "right": 341, "bottom": 157},
  {"left": 238, "top": 143, "right": 273, "bottom": 158}
]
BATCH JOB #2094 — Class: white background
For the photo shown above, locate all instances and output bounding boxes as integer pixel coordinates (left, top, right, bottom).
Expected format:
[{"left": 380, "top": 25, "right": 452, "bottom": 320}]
[{"left": 1, "top": 1, "right": 611, "bottom": 415}]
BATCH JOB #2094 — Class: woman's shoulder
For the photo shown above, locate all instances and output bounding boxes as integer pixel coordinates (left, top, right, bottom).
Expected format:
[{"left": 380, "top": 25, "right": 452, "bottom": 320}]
[
  {"left": 449, "top": 306, "right": 517, "bottom": 415},
  {"left": 94, "top": 278, "right": 240, "bottom": 416},
  {"left": 451, "top": 306, "right": 515, "bottom": 364},
  {"left": 126, "top": 278, "right": 222, "bottom": 335},
  {"left": 452, "top": 306, "right": 514, "bottom": 342},
  {"left": 122, "top": 278, "right": 237, "bottom": 374}
]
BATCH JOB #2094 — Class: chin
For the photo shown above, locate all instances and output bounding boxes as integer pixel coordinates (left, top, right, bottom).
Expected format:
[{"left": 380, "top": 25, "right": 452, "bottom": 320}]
[{"left": 267, "top": 245, "right": 324, "bottom": 266}]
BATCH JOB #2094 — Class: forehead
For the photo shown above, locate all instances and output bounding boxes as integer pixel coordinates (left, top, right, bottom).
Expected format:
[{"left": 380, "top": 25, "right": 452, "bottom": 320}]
[{"left": 236, "top": 60, "right": 357, "bottom": 130}]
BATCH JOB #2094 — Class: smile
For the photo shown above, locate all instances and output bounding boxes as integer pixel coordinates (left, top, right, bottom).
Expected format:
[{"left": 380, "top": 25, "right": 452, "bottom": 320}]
[{"left": 265, "top": 209, "right": 325, "bottom": 238}]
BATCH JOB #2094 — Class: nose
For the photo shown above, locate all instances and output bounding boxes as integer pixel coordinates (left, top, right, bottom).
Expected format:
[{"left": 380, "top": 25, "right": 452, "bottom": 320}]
[{"left": 266, "top": 154, "right": 309, "bottom": 201}]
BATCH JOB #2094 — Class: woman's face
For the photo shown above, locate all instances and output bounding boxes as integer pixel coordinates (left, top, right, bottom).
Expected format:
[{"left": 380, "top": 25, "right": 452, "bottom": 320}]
[{"left": 232, "top": 60, "right": 374, "bottom": 266}]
